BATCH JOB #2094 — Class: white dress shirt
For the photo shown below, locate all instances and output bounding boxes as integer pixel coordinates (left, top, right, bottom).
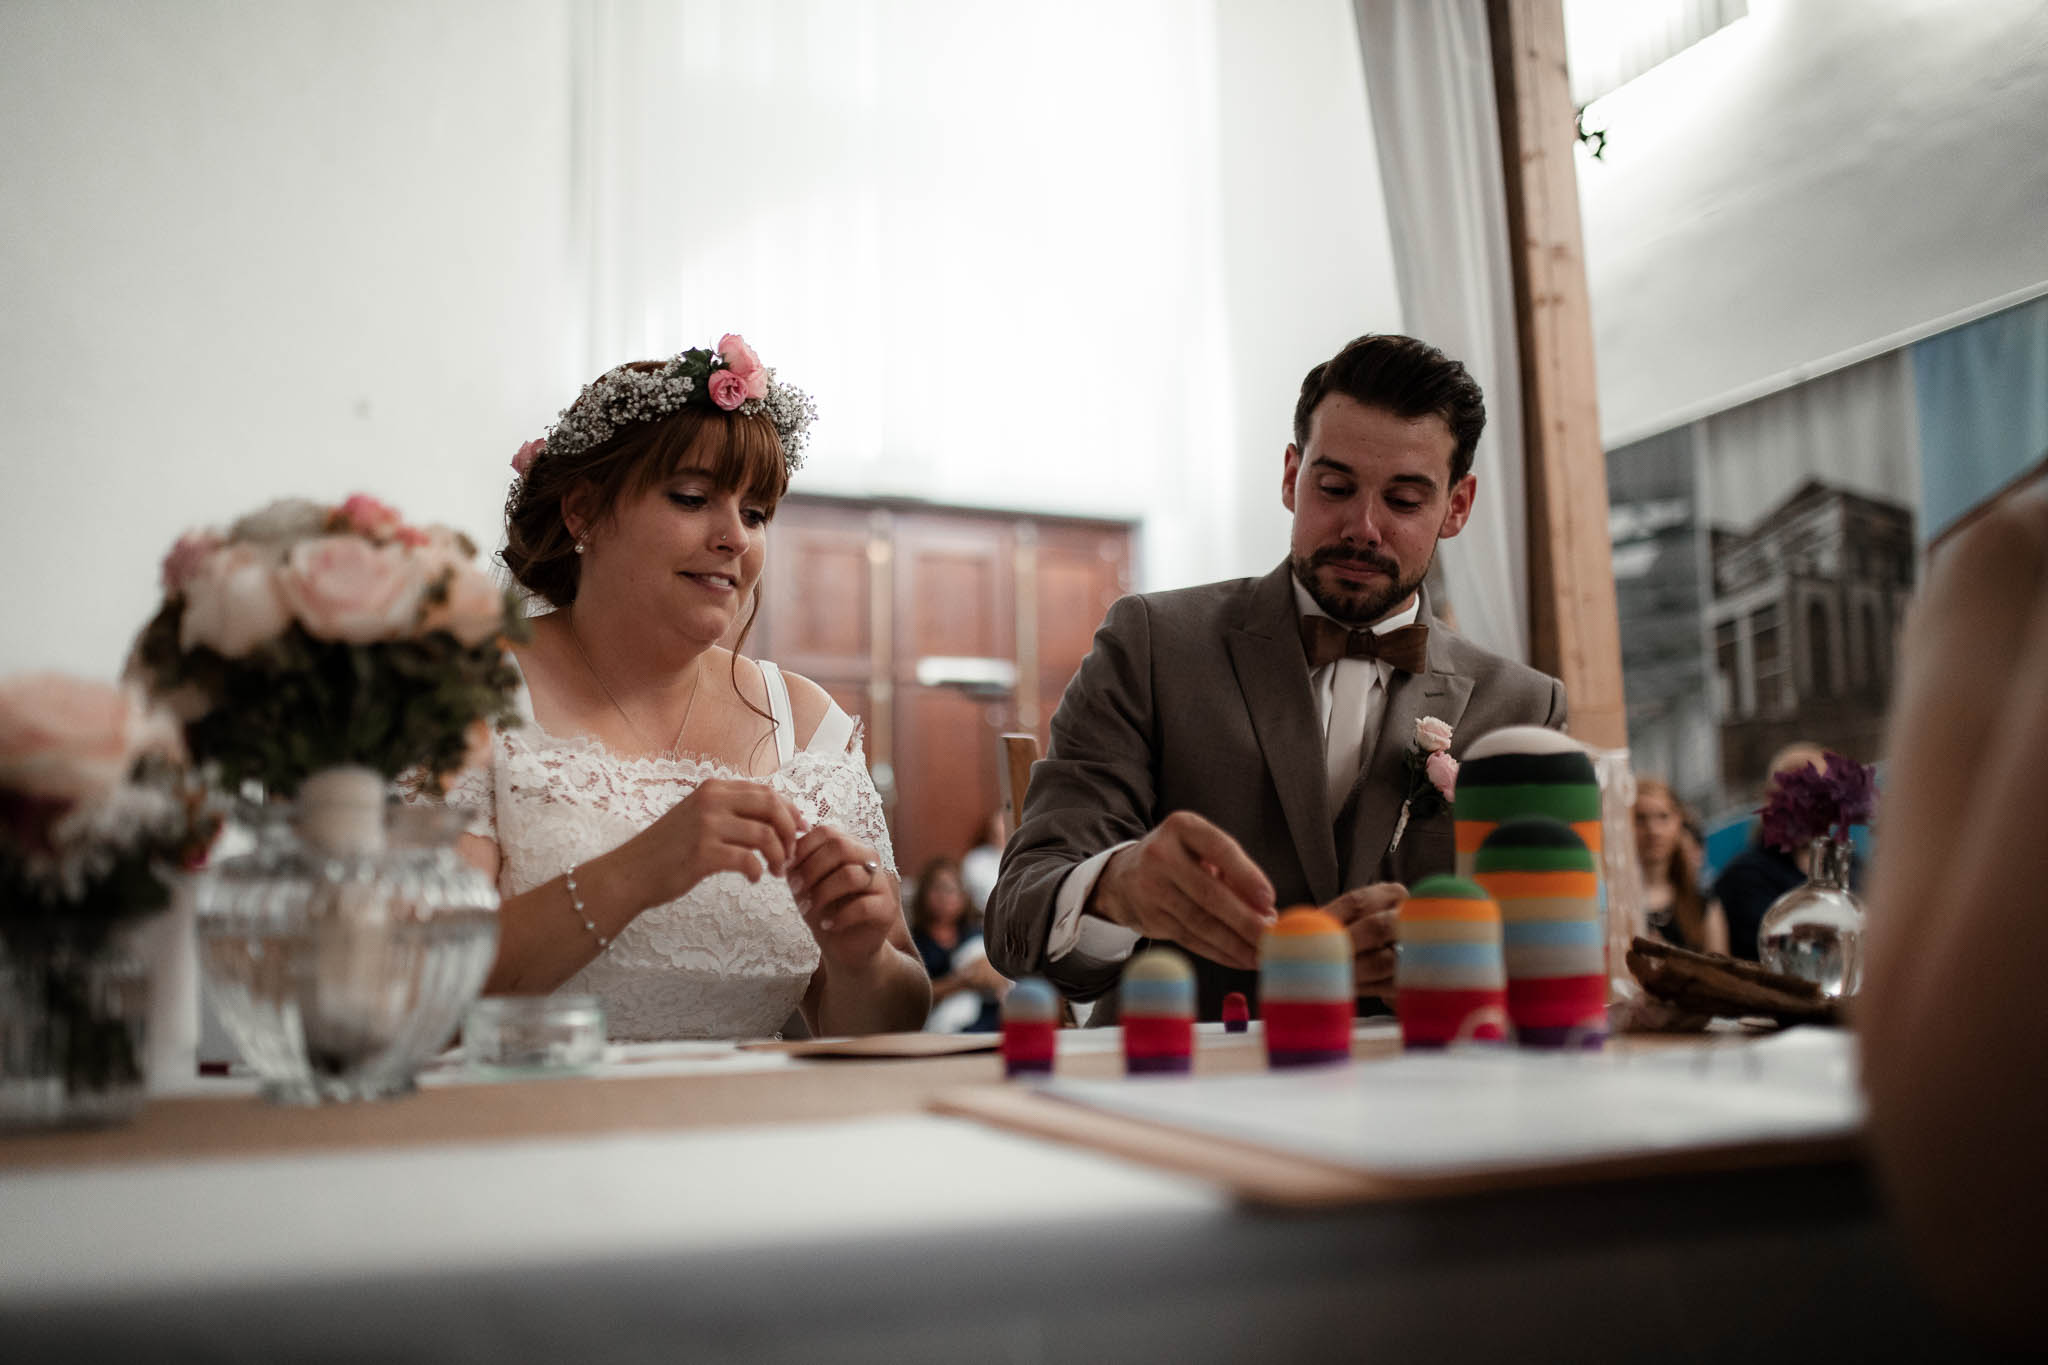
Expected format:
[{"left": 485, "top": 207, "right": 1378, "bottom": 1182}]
[{"left": 1042, "top": 582, "right": 1422, "bottom": 967}]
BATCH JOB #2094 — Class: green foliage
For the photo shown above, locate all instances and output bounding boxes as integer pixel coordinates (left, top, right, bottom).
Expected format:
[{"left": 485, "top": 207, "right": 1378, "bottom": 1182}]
[
  {"left": 134, "top": 592, "right": 531, "bottom": 797},
  {"left": 0, "top": 844, "right": 173, "bottom": 957}
]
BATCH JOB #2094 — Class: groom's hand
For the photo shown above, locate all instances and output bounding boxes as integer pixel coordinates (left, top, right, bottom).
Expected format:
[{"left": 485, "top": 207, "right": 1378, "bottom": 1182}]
[
  {"left": 1088, "top": 811, "right": 1276, "bottom": 969},
  {"left": 1324, "top": 882, "right": 1406, "bottom": 998}
]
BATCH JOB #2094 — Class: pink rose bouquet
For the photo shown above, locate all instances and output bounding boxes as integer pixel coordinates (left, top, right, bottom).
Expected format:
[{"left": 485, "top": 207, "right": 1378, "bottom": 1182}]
[
  {"left": 130, "top": 496, "right": 529, "bottom": 795},
  {"left": 0, "top": 674, "right": 214, "bottom": 952}
]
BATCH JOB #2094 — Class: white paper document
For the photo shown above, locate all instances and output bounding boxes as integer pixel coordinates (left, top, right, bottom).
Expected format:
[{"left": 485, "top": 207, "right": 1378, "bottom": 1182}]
[{"left": 1040, "top": 1027, "right": 1863, "bottom": 1177}]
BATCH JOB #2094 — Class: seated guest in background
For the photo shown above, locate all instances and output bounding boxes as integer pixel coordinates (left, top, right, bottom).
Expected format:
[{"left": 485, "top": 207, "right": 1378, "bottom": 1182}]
[
  {"left": 911, "top": 856, "right": 1006, "bottom": 1033},
  {"left": 431, "top": 338, "right": 928, "bottom": 1041},
  {"left": 1710, "top": 742, "right": 1827, "bottom": 960},
  {"left": 986, "top": 334, "right": 1566, "bottom": 1021},
  {"left": 959, "top": 807, "right": 1009, "bottom": 915},
  {"left": 1634, "top": 778, "right": 1728, "bottom": 953},
  {"left": 1862, "top": 491, "right": 2048, "bottom": 1350}
]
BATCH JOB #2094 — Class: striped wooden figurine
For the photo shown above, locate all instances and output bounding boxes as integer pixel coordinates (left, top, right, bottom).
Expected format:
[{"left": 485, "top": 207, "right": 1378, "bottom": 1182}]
[
  {"left": 1474, "top": 817, "right": 1608, "bottom": 1049},
  {"left": 1452, "top": 725, "right": 1603, "bottom": 880},
  {"left": 1120, "top": 948, "right": 1197, "bottom": 1074},
  {"left": 1000, "top": 977, "right": 1061, "bottom": 1077},
  {"left": 1260, "top": 908, "right": 1353, "bottom": 1067},
  {"left": 1395, "top": 874, "right": 1508, "bottom": 1048}
]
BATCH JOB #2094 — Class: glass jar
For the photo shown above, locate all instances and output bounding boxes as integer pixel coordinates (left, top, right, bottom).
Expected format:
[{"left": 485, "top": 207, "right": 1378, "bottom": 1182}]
[
  {"left": 193, "top": 767, "right": 499, "bottom": 1103},
  {"left": 1758, "top": 837, "right": 1865, "bottom": 998},
  {"left": 0, "top": 941, "right": 150, "bottom": 1130}
]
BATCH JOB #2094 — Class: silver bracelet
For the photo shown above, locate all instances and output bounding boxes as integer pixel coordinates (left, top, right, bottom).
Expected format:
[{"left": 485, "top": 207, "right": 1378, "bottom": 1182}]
[{"left": 564, "top": 863, "right": 610, "bottom": 950}]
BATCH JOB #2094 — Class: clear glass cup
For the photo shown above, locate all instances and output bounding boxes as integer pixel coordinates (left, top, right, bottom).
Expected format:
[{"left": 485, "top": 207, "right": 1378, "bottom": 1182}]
[{"left": 464, "top": 994, "right": 607, "bottom": 1077}]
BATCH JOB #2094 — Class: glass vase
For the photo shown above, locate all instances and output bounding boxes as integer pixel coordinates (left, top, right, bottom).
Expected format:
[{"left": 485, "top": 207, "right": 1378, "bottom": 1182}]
[
  {"left": 0, "top": 940, "right": 151, "bottom": 1130},
  {"left": 193, "top": 767, "right": 499, "bottom": 1103},
  {"left": 1757, "top": 837, "right": 1865, "bottom": 999}
]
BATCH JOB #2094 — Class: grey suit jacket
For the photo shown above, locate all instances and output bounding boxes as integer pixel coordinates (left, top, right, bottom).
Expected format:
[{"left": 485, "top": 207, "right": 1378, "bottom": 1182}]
[{"left": 984, "top": 562, "right": 1567, "bottom": 1020}]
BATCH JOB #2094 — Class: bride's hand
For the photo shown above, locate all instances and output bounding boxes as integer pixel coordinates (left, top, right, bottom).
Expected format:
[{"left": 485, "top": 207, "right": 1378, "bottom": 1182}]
[
  {"left": 629, "top": 778, "right": 802, "bottom": 902},
  {"left": 786, "top": 825, "right": 896, "bottom": 967}
]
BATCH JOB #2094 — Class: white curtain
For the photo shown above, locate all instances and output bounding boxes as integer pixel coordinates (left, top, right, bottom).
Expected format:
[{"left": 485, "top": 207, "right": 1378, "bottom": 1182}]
[
  {"left": 567, "top": 0, "right": 1237, "bottom": 558},
  {"left": 1352, "top": 0, "right": 1529, "bottom": 663}
]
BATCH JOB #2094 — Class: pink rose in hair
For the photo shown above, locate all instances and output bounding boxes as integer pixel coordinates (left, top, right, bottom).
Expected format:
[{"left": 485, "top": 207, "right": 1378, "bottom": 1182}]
[
  {"left": 718, "top": 333, "right": 769, "bottom": 400},
  {"left": 337, "top": 494, "right": 404, "bottom": 540},
  {"left": 277, "top": 536, "right": 425, "bottom": 644},
  {"left": 1425, "top": 750, "right": 1459, "bottom": 803},
  {"left": 512, "top": 439, "right": 545, "bottom": 476},
  {"left": 180, "top": 544, "right": 293, "bottom": 658},
  {"left": 1415, "top": 716, "right": 1454, "bottom": 754},
  {"left": 160, "top": 530, "right": 224, "bottom": 596},
  {"left": 707, "top": 369, "right": 749, "bottom": 411}
]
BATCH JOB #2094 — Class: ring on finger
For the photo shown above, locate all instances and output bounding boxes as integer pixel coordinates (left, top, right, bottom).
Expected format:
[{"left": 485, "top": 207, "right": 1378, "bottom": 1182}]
[{"left": 862, "top": 859, "right": 879, "bottom": 889}]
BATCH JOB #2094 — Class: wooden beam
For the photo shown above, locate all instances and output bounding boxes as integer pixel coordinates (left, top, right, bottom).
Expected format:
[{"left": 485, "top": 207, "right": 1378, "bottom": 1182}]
[{"left": 1487, "top": 0, "right": 1628, "bottom": 749}]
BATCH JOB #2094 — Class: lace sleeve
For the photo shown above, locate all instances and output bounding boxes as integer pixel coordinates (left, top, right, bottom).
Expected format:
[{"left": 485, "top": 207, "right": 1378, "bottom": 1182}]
[
  {"left": 782, "top": 720, "right": 896, "bottom": 879},
  {"left": 400, "top": 746, "right": 497, "bottom": 843}
]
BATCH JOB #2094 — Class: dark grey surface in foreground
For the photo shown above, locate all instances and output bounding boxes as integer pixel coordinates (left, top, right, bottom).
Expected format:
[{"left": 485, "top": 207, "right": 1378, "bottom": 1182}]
[{"left": 2, "top": 1162, "right": 1993, "bottom": 1363}]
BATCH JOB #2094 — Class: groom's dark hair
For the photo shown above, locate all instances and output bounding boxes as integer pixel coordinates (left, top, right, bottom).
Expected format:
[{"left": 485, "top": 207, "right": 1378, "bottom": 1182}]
[{"left": 1293, "top": 334, "right": 1487, "bottom": 485}]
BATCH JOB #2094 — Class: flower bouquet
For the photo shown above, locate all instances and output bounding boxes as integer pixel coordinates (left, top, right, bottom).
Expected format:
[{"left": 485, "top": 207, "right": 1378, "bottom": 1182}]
[
  {"left": 1756, "top": 750, "right": 1878, "bottom": 998},
  {"left": 127, "top": 494, "right": 524, "bottom": 1102},
  {"left": 132, "top": 494, "right": 527, "bottom": 799},
  {"left": 0, "top": 676, "right": 215, "bottom": 1126}
]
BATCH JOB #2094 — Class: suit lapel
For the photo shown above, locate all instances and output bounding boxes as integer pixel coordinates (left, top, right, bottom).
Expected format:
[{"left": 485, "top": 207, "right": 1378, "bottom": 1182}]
[
  {"left": 1339, "top": 595, "right": 1473, "bottom": 886},
  {"left": 1225, "top": 566, "right": 1340, "bottom": 904}
]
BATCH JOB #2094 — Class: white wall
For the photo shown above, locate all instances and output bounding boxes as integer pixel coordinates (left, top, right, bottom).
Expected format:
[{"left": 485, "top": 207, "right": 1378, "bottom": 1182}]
[
  {"left": 0, "top": 0, "right": 580, "bottom": 676},
  {"left": 1579, "top": 0, "right": 2048, "bottom": 445},
  {"left": 0, "top": 0, "right": 1396, "bottom": 680}
]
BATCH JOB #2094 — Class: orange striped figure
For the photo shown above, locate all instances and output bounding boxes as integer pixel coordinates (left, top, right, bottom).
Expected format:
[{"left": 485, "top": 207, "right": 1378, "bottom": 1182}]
[
  {"left": 1452, "top": 726, "right": 1603, "bottom": 880},
  {"left": 1260, "top": 908, "right": 1353, "bottom": 1067},
  {"left": 1474, "top": 817, "right": 1607, "bottom": 1049},
  {"left": 1120, "top": 948, "right": 1197, "bottom": 1074},
  {"left": 1395, "top": 875, "right": 1508, "bottom": 1048}
]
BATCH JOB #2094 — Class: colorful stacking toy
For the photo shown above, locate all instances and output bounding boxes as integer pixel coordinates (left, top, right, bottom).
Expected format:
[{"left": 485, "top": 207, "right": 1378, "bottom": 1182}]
[
  {"left": 1452, "top": 726, "right": 1603, "bottom": 880},
  {"left": 1221, "top": 991, "right": 1251, "bottom": 1034},
  {"left": 1474, "top": 818, "right": 1608, "bottom": 1049},
  {"left": 1395, "top": 875, "right": 1508, "bottom": 1048},
  {"left": 1000, "top": 977, "right": 1060, "bottom": 1077},
  {"left": 1120, "top": 948, "right": 1197, "bottom": 1074},
  {"left": 1260, "top": 908, "right": 1353, "bottom": 1067}
]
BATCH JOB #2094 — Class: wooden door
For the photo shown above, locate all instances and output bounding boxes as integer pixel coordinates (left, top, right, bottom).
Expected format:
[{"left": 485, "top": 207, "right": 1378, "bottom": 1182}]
[{"left": 752, "top": 496, "right": 1133, "bottom": 880}]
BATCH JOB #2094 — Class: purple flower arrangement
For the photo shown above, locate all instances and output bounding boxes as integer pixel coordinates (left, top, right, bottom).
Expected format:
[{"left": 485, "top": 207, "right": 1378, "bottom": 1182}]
[{"left": 1759, "top": 751, "right": 1877, "bottom": 854}]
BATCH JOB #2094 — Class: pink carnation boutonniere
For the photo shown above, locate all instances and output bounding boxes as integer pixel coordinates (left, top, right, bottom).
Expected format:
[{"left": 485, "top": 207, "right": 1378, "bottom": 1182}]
[{"left": 1388, "top": 716, "right": 1458, "bottom": 856}]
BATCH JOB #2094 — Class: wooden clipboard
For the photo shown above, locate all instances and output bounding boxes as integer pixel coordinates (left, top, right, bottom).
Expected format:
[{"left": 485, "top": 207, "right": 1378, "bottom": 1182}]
[
  {"left": 931, "top": 1081, "right": 1861, "bottom": 1209},
  {"left": 741, "top": 1032, "right": 1001, "bottom": 1059}
]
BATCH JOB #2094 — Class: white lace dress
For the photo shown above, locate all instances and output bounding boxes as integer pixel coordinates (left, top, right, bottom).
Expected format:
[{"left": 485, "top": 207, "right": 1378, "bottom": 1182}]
[{"left": 438, "top": 660, "right": 897, "bottom": 1042}]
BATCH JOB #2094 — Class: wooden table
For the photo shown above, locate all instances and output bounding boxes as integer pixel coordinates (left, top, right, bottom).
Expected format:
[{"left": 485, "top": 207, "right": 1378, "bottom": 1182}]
[{"left": 0, "top": 1025, "right": 1993, "bottom": 1363}]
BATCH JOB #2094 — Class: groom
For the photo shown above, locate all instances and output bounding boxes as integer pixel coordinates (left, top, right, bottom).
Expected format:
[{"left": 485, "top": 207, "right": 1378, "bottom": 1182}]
[{"left": 984, "top": 334, "right": 1567, "bottom": 1021}]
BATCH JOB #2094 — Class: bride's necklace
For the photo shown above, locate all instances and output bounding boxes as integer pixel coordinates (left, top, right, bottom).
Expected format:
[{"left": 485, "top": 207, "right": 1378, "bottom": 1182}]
[{"left": 566, "top": 617, "right": 703, "bottom": 761}]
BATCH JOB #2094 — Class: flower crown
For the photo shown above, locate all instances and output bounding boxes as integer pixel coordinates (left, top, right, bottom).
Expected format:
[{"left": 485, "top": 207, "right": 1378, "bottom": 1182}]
[{"left": 511, "top": 334, "right": 817, "bottom": 485}]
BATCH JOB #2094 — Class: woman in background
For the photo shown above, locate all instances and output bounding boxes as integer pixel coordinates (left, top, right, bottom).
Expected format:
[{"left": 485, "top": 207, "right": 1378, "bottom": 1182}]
[
  {"left": 1633, "top": 778, "right": 1728, "bottom": 954},
  {"left": 910, "top": 856, "right": 1006, "bottom": 1033}
]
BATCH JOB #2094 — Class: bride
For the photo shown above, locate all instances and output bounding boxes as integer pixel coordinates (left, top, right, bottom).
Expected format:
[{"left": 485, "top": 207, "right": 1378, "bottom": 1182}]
[{"left": 436, "top": 335, "right": 929, "bottom": 1041}]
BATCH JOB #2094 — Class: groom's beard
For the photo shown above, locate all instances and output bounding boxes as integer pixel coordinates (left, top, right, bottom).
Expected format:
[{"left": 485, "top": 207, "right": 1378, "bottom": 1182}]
[{"left": 1292, "top": 544, "right": 1431, "bottom": 627}]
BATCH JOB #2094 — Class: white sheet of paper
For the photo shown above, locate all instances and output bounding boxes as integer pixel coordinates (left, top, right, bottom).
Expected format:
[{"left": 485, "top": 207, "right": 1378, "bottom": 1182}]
[{"left": 1039, "top": 1026, "right": 1863, "bottom": 1176}]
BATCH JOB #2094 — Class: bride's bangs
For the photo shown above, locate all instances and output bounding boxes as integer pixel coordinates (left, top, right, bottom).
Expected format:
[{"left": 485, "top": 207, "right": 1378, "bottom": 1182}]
[{"left": 644, "top": 410, "right": 789, "bottom": 510}]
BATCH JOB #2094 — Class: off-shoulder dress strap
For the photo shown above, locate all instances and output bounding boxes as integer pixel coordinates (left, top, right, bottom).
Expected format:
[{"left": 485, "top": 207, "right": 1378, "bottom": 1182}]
[
  {"left": 756, "top": 660, "right": 798, "bottom": 768},
  {"left": 503, "top": 650, "right": 539, "bottom": 725}
]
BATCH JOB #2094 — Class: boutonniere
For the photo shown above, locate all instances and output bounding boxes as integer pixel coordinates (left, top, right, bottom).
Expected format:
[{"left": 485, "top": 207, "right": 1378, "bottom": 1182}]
[{"left": 1388, "top": 716, "right": 1459, "bottom": 855}]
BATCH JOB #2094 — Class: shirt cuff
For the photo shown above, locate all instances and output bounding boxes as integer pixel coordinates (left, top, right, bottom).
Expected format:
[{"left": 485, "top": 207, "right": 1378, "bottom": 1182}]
[{"left": 1046, "top": 842, "right": 1142, "bottom": 964}]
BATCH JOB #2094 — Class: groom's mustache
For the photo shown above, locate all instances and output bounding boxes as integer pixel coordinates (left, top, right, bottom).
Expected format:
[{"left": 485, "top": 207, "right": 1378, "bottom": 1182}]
[{"left": 1309, "top": 546, "right": 1401, "bottom": 578}]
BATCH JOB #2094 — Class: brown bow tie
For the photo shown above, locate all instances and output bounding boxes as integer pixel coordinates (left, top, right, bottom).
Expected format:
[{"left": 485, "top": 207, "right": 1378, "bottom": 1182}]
[{"left": 1299, "top": 615, "right": 1429, "bottom": 674}]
